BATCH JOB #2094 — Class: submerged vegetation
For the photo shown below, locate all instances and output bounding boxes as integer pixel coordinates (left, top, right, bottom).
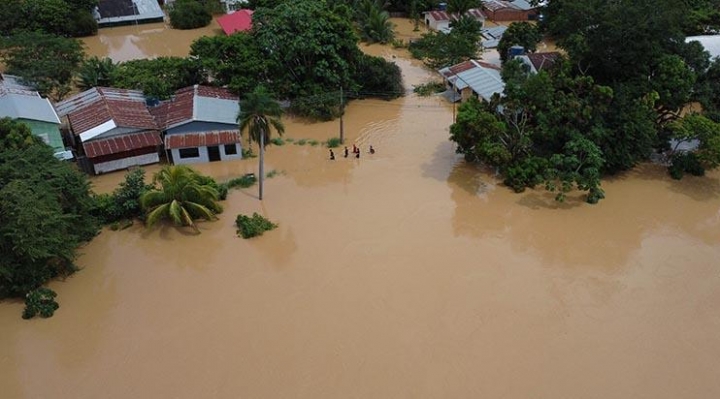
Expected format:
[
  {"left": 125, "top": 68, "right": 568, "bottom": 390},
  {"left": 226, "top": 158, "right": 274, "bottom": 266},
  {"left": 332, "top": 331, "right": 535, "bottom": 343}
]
[
  {"left": 236, "top": 212, "right": 278, "bottom": 239},
  {"left": 449, "top": 0, "right": 720, "bottom": 203}
]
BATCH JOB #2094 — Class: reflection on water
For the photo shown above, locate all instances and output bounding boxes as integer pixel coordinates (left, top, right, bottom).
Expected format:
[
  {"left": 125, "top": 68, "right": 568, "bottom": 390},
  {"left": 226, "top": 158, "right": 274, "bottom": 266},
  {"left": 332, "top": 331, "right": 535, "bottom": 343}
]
[{"left": 2, "top": 18, "right": 720, "bottom": 399}]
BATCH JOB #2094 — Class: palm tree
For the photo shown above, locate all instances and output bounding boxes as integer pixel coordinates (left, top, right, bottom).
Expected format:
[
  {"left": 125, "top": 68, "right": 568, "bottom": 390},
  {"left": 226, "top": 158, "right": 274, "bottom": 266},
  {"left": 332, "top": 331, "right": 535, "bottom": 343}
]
[
  {"left": 238, "top": 86, "right": 285, "bottom": 201},
  {"left": 77, "top": 56, "right": 116, "bottom": 91},
  {"left": 140, "top": 165, "right": 222, "bottom": 233},
  {"left": 361, "top": 5, "right": 395, "bottom": 44}
]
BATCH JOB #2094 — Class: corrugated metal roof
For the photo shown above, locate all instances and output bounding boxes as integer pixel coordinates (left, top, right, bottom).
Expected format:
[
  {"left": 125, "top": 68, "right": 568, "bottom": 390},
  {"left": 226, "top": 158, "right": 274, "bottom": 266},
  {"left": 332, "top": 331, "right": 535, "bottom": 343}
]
[
  {"left": 0, "top": 89, "right": 60, "bottom": 124},
  {"left": 439, "top": 60, "right": 505, "bottom": 102},
  {"left": 96, "top": 0, "right": 164, "bottom": 26},
  {"left": 216, "top": 9, "right": 253, "bottom": 35},
  {"left": 153, "top": 85, "right": 239, "bottom": 130},
  {"left": 55, "top": 87, "right": 157, "bottom": 136},
  {"left": 164, "top": 131, "right": 240, "bottom": 149},
  {"left": 686, "top": 35, "right": 720, "bottom": 59},
  {"left": 481, "top": 26, "right": 508, "bottom": 40},
  {"left": 425, "top": 8, "right": 486, "bottom": 22},
  {"left": 83, "top": 130, "right": 161, "bottom": 158}
]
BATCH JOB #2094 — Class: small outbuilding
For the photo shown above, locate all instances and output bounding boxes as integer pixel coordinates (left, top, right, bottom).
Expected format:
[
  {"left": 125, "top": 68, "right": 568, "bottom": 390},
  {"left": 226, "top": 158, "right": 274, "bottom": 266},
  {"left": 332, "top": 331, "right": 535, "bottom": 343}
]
[
  {"left": 151, "top": 85, "right": 243, "bottom": 165},
  {"left": 439, "top": 60, "right": 505, "bottom": 103},
  {"left": 55, "top": 87, "right": 162, "bottom": 174},
  {"left": 482, "top": 0, "right": 538, "bottom": 22},
  {"left": 424, "top": 8, "right": 486, "bottom": 32}
]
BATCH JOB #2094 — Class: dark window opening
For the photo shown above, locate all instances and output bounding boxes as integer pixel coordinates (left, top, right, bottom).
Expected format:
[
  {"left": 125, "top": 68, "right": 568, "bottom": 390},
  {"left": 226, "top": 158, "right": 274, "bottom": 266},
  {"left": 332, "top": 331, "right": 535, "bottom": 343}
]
[
  {"left": 224, "top": 144, "right": 238, "bottom": 155},
  {"left": 179, "top": 148, "right": 200, "bottom": 158}
]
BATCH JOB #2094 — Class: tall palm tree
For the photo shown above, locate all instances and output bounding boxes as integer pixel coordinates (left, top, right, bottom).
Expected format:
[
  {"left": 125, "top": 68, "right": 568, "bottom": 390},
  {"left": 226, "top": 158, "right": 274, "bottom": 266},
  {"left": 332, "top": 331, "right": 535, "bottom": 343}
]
[
  {"left": 140, "top": 165, "right": 222, "bottom": 233},
  {"left": 237, "top": 86, "right": 285, "bottom": 201}
]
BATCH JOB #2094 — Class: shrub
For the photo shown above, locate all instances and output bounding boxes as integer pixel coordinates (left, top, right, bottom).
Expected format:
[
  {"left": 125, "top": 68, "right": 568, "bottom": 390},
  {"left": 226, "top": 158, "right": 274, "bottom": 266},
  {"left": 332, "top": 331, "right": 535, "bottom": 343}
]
[
  {"left": 413, "top": 81, "right": 446, "bottom": 96},
  {"left": 309, "top": 140, "right": 320, "bottom": 146},
  {"left": 235, "top": 212, "right": 278, "bottom": 238},
  {"left": 270, "top": 137, "right": 285, "bottom": 146},
  {"left": 669, "top": 152, "right": 705, "bottom": 179},
  {"left": 326, "top": 137, "right": 342, "bottom": 148},
  {"left": 226, "top": 174, "right": 257, "bottom": 189},
  {"left": 195, "top": 174, "right": 228, "bottom": 200},
  {"left": 92, "top": 169, "right": 152, "bottom": 223},
  {"left": 169, "top": 0, "right": 212, "bottom": 30},
  {"left": 22, "top": 288, "right": 59, "bottom": 319},
  {"left": 296, "top": 139, "right": 307, "bottom": 146}
]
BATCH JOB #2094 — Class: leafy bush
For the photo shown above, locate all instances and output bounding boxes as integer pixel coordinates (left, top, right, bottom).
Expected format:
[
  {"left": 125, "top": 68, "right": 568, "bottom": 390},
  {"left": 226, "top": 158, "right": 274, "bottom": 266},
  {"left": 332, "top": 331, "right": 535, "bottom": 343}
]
[
  {"left": 413, "top": 81, "right": 446, "bottom": 96},
  {"left": 270, "top": 137, "right": 285, "bottom": 146},
  {"left": 22, "top": 288, "right": 60, "bottom": 319},
  {"left": 235, "top": 212, "right": 278, "bottom": 238},
  {"left": 669, "top": 152, "right": 705, "bottom": 179},
  {"left": 503, "top": 157, "right": 549, "bottom": 193},
  {"left": 169, "top": 0, "right": 212, "bottom": 30},
  {"left": 309, "top": 140, "right": 319, "bottom": 146},
  {"left": 194, "top": 174, "right": 228, "bottom": 200},
  {"left": 226, "top": 174, "right": 257, "bottom": 189},
  {"left": 92, "top": 169, "right": 152, "bottom": 223},
  {"left": 326, "top": 137, "right": 342, "bottom": 148}
]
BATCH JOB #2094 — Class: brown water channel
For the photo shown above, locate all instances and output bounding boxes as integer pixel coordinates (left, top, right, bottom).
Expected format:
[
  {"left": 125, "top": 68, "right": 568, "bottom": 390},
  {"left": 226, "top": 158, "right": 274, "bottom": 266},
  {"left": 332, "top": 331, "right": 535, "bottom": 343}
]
[{"left": 1, "top": 19, "right": 720, "bottom": 399}]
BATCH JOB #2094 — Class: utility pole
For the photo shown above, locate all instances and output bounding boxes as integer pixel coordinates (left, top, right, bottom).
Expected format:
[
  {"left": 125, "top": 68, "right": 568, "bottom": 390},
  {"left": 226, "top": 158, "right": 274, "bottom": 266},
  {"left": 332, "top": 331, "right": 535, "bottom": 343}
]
[{"left": 339, "top": 86, "right": 344, "bottom": 144}]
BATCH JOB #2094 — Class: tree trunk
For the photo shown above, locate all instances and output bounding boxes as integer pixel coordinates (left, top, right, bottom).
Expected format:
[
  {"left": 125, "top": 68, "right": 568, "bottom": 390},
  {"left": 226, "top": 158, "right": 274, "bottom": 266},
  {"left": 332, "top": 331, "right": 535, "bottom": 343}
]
[{"left": 259, "top": 128, "right": 265, "bottom": 201}]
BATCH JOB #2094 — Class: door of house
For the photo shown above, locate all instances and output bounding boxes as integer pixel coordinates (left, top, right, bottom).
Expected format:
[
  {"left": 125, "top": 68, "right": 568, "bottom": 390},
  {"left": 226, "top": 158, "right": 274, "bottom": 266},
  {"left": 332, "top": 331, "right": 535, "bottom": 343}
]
[{"left": 208, "top": 146, "right": 221, "bottom": 162}]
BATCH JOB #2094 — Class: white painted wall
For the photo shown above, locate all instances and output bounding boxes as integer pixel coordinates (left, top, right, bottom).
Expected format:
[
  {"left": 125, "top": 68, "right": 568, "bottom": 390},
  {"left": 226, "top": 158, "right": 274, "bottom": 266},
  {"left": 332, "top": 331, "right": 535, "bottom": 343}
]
[
  {"left": 94, "top": 153, "right": 159, "bottom": 174},
  {"left": 171, "top": 144, "right": 243, "bottom": 165}
]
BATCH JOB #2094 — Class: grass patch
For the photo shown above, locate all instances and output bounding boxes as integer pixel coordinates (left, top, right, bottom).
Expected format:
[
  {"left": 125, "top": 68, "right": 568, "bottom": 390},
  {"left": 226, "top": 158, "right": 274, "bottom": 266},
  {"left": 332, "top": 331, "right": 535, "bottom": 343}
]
[
  {"left": 236, "top": 212, "right": 278, "bottom": 239},
  {"left": 309, "top": 140, "right": 320, "bottom": 146},
  {"left": 226, "top": 174, "right": 257, "bottom": 189},
  {"left": 413, "top": 81, "right": 446, "bottom": 96},
  {"left": 242, "top": 148, "right": 256, "bottom": 158},
  {"left": 295, "top": 139, "right": 307, "bottom": 146},
  {"left": 269, "top": 137, "right": 285, "bottom": 146},
  {"left": 284, "top": 137, "right": 295, "bottom": 142},
  {"left": 266, "top": 169, "right": 281, "bottom": 178},
  {"left": 325, "top": 137, "right": 342, "bottom": 148}
]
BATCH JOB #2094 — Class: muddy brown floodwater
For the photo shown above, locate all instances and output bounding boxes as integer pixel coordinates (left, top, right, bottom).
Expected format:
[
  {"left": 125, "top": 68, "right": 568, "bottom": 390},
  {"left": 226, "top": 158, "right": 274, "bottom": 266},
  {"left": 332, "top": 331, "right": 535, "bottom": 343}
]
[{"left": 2, "top": 19, "right": 720, "bottom": 399}]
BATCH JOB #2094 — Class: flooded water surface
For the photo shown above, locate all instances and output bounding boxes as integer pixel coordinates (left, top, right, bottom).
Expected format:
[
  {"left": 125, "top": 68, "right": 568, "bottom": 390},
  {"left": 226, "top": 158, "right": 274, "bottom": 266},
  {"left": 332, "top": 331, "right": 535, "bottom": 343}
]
[{"left": 2, "top": 20, "right": 720, "bottom": 399}]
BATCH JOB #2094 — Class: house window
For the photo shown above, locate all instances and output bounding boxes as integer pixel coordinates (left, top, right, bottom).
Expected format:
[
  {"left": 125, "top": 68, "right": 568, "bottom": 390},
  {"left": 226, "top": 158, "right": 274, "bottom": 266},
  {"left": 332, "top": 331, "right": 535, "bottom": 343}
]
[
  {"left": 224, "top": 144, "right": 238, "bottom": 155},
  {"left": 179, "top": 148, "right": 200, "bottom": 158}
]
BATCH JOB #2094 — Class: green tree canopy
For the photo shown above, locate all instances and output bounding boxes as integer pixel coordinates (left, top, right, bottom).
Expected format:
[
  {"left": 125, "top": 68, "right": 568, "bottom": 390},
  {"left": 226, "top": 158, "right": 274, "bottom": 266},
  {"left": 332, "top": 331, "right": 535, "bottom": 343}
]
[
  {"left": 169, "top": 0, "right": 213, "bottom": 30},
  {"left": 0, "top": 31, "right": 85, "bottom": 101},
  {"left": 497, "top": 22, "right": 542, "bottom": 63},
  {"left": 141, "top": 166, "right": 223, "bottom": 233},
  {"left": 0, "top": 142, "right": 98, "bottom": 298},
  {"left": 110, "top": 57, "right": 206, "bottom": 99}
]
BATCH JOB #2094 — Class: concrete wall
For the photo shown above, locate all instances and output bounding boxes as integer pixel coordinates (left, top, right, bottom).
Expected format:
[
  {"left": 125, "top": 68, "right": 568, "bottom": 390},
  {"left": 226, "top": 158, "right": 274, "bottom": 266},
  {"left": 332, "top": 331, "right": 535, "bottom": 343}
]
[
  {"left": 171, "top": 143, "right": 242, "bottom": 165},
  {"left": 93, "top": 152, "right": 159, "bottom": 174}
]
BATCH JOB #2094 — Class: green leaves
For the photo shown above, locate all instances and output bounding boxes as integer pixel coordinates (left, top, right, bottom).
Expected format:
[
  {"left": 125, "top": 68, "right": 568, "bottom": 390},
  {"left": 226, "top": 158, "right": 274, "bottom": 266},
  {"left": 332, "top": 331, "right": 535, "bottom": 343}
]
[
  {"left": 498, "top": 22, "right": 542, "bottom": 63},
  {"left": 140, "top": 166, "right": 223, "bottom": 233},
  {"left": 235, "top": 213, "right": 278, "bottom": 239}
]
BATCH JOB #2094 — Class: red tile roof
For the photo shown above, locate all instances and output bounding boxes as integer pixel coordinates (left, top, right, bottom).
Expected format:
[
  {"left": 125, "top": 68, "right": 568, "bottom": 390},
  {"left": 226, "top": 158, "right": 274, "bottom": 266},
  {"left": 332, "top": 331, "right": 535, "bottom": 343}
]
[
  {"left": 83, "top": 130, "right": 161, "bottom": 158},
  {"left": 165, "top": 131, "right": 240, "bottom": 149},
  {"left": 153, "top": 85, "right": 239, "bottom": 130},
  {"left": 217, "top": 9, "right": 254, "bottom": 35}
]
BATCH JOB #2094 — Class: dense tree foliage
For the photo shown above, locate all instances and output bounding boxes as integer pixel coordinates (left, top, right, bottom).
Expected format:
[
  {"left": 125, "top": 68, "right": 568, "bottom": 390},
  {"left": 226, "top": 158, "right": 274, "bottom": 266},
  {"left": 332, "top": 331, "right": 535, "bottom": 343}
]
[
  {"left": 92, "top": 169, "right": 153, "bottom": 224},
  {"left": 0, "top": 32, "right": 85, "bottom": 101},
  {"left": 0, "top": 121, "right": 99, "bottom": 299},
  {"left": 141, "top": 166, "right": 223, "bottom": 233},
  {"left": 78, "top": 56, "right": 117, "bottom": 91},
  {"left": 190, "top": 33, "right": 268, "bottom": 95},
  {"left": 0, "top": 0, "right": 98, "bottom": 37},
  {"left": 110, "top": 57, "right": 206, "bottom": 99},
  {"left": 667, "top": 114, "right": 720, "bottom": 178},
  {"left": 497, "top": 22, "right": 542, "bottom": 63},
  {"left": 409, "top": 26, "right": 482, "bottom": 69},
  {"left": 356, "top": 0, "right": 396, "bottom": 44},
  {"left": 169, "top": 0, "right": 213, "bottom": 30}
]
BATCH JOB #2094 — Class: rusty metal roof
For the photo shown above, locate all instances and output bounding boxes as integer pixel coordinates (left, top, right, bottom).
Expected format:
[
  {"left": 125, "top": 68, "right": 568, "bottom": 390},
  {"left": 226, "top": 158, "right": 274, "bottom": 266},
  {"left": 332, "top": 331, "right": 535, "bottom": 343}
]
[
  {"left": 153, "top": 85, "right": 239, "bottom": 130},
  {"left": 164, "top": 131, "right": 241, "bottom": 149},
  {"left": 217, "top": 9, "right": 254, "bottom": 35},
  {"left": 83, "top": 130, "right": 161, "bottom": 158},
  {"left": 426, "top": 8, "right": 486, "bottom": 22},
  {"left": 55, "top": 87, "right": 158, "bottom": 136}
]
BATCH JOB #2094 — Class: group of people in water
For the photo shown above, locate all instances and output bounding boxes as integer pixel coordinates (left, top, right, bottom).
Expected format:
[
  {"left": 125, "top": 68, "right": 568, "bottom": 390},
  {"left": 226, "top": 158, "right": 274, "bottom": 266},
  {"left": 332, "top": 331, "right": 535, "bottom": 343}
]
[{"left": 329, "top": 144, "right": 375, "bottom": 160}]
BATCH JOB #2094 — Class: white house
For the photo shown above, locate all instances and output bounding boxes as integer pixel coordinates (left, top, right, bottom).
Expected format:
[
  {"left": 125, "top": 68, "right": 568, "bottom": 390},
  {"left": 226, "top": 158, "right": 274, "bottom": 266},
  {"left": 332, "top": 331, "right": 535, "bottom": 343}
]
[
  {"left": 151, "top": 85, "right": 243, "bottom": 165},
  {"left": 439, "top": 60, "right": 505, "bottom": 103},
  {"left": 424, "top": 8, "right": 486, "bottom": 32}
]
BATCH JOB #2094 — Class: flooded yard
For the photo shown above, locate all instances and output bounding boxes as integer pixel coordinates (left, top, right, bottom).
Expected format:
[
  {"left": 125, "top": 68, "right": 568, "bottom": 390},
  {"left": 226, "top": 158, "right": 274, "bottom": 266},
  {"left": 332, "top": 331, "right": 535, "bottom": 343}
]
[{"left": 1, "top": 19, "right": 719, "bottom": 399}]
